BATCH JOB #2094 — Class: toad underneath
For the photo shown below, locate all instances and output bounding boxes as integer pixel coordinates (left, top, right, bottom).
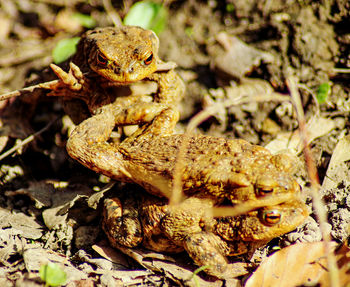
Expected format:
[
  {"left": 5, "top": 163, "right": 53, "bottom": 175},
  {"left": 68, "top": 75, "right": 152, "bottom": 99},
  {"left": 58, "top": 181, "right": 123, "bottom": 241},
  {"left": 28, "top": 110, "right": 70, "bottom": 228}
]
[{"left": 103, "top": 192, "right": 307, "bottom": 278}]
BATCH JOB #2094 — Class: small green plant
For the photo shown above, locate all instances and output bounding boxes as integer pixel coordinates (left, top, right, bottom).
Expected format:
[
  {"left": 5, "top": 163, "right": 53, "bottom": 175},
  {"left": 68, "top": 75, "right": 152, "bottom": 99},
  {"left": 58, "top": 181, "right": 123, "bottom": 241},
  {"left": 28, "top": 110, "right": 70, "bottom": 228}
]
[
  {"left": 316, "top": 82, "right": 331, "bottom": 104},
  {"left": 185, "top": 26, "right": 193, "bottom": 37},
  {"left": 52, "top": 37, "right": 80, "bottom": 64},
  {"left": 72, "top": 13, "right": 96, "bottom": 28},
  {"left": 226, "top": 3, "right": 235, "bottom": 12},
  {"left": 124, "top": 1, "right": 167, "bottom": 34},
  {"left": 39, "top": 262, "right": 67, "bottom": 287},
  {"left": 188, "top": 265, "right": 210, "bottom": 287}
]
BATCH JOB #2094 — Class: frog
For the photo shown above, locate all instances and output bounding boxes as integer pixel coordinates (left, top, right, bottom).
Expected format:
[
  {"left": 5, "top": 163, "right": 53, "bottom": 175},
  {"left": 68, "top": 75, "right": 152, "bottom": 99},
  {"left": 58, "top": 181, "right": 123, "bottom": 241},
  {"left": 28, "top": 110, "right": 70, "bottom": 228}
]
[
  {"left": 102, "top": 191, "right": 308, "bottom": 278},
  {"left": 48, "top": 25, "right": 185, "bottom": 124}
]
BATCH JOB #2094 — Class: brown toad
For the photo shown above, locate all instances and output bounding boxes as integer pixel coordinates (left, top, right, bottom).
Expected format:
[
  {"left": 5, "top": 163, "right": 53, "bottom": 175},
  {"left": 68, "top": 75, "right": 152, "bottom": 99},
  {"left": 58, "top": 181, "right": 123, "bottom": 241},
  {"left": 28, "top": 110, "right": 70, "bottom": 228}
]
[
  {"left": 103, "top": 192, "right": 308, "bottom": 278},
  {"left": 48, "top": 25, "right": 184, "bottom": 124},
  {"left": 67, "top": 104, "right": 307, "bottom": 278},
  {"left": 49, "top": 26, "right": 299, "bottom": 207},
  {"left": 67, "top": 104, "right": 301, "bottom": 206}
]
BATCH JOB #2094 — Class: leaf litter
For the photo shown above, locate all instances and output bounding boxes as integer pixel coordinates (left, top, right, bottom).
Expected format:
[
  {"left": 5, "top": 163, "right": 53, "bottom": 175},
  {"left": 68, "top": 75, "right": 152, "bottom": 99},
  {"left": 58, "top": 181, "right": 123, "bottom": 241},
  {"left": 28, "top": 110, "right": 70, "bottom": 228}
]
[
  {"left": 245, "top": 241, "right": 350, "bottom": 287},
  {"left": 0, "top": 0, "right": 349, "bottom": 286}
]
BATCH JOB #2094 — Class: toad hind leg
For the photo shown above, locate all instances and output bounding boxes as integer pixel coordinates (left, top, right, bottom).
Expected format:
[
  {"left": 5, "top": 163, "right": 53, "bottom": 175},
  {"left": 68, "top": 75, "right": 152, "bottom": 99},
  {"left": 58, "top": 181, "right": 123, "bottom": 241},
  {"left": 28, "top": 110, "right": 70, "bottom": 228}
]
[
  {"left": 66, "top": 105, "right": 130, "bottom": 179},
  {"left": 159, "top": 197, "right": 229, "bottom": 277},
  {"left": 184, "top": 232, "right": 229, "bottom": 278},
  {"left": 103, "top": 198, "right": 143, "bottom": 248}
]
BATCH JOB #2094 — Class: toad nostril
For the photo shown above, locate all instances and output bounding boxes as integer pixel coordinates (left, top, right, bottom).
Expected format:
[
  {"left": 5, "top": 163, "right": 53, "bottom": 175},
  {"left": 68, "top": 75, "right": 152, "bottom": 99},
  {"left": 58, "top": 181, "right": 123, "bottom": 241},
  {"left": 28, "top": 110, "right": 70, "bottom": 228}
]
[{"left": 128, "top": 67, "right": 134, "bottom": 73}]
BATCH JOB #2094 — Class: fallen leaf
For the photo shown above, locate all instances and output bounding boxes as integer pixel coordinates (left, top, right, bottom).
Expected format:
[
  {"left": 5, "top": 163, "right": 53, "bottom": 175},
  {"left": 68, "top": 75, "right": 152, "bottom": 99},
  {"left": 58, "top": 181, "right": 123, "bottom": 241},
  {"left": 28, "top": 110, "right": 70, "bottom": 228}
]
[
  {"left": 210, "top": 32, "right": 274, "bottom": 79},
  {"left": 0, "top": 208, "right": 42, "bottom": 239},
  {"left": 321, "top": 135, "right": 350, "bottom": 191},
  {"left": 23, "top": 247, "right": 88, "bottom": 284},
  {"left": 92, "top": 241, "right": 129, "bottom": 268},
  {"left": 265, "top": 116, "right": 336, "bottom": 154},
  {"left": 95, "top": 241, "right": 224, "bottom": 287},
  {"left": 245, "top": 241, "right": 350, "bottom": 287}
]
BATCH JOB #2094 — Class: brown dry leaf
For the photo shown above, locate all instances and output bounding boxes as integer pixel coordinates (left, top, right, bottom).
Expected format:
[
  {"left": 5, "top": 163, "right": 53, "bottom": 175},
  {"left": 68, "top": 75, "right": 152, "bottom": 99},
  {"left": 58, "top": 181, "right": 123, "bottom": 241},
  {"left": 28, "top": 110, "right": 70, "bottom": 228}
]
[
  {"left": 321, "top": 135, "right": 350, "bottom": 191},
  {"left": 210, "top": 32, "right": 274, "bottom": 79},
  {"left": 5, "top": 181, "right": 55, "bottom": 209},
  {"left": 41, "top": 183, "right": 93, "bottom": 229},
  {"left": 23, "top": 247, "right": 88, "bottom": 283},
  {"left": 265, "top": 116, "right": 336, "bottom": 154},
  {"left": 0, "top": 208, "right": 43, "bottom": 240},
  {"left": 317, "top": 242, "right": 350, "bottom": 286},
  {"left": 94, "top": 241, "right": 224, "bottom": 287},
  {"left": 244, "top": 241, "right": 350, "bottom": 287},
  {"left": 92, "top": 240, "right": 129, "bottom": 268}
]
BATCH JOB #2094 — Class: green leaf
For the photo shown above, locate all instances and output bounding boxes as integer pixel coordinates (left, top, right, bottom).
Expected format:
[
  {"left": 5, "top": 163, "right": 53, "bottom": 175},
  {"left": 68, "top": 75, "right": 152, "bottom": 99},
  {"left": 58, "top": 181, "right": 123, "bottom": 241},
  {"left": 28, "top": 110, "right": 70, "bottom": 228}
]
[
  {"left": 316, "top": 82, "right": 331, "bottom": 104},
  {"left": 52, "top": 37, "right": 80, "bottom": 64},
  {"left": 185, "top": 26, "right": 193, "bottom": 37},
  {"left": 123, "top": 1, "right": 167, "bottom": 35},
  {"left": 226, "top": 3, "right": 235, "bottom": 12},
  {"left": 72, "top": 13, "right": 96, "bottom": 28},
  {"left": 190, "top": 265, "right": 210, "bottom": 287},
  {"left": 39, "top": 263, "right": 67, "bottom": 287}
]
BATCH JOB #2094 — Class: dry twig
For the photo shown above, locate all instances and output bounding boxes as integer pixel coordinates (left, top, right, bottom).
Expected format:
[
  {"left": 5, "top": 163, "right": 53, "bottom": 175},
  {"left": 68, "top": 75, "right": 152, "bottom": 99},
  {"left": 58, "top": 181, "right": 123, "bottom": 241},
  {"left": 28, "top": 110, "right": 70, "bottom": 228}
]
[
  {"left": 0, "top": 118, "right": 56, "bottom": 161},
  {"left": 287, "top": 76, "right": 340, "bottom": 287},
  {"left": 0, "top": 80, "right": 59, "bottom": 102},
  {"left": 102, "top": 0, "right": 123, "bottom": 28}
]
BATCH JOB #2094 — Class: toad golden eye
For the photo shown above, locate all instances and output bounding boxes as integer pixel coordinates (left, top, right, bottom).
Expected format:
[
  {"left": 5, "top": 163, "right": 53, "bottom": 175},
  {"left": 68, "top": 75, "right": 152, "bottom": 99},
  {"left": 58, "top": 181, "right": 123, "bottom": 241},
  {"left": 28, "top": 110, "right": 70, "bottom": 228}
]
[
  {"left": 97, "top": 52, "right": 108, "bottom": 66},
  {"left": 262, "top": 210, "right": 281, "bottom": 225},
  {"left": 143, "top": 53, "right": 153, "bottom": 65},
  {"left": 256, "top": 187, "right": 274, "bottom": 197}
]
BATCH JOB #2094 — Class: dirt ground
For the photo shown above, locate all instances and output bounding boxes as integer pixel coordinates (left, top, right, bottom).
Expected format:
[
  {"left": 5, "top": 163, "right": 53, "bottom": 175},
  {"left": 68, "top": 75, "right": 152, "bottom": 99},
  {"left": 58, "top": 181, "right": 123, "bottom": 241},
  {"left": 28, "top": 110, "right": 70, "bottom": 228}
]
[{"left": 0, "top": 0, "right": 349, "bottom": 286}]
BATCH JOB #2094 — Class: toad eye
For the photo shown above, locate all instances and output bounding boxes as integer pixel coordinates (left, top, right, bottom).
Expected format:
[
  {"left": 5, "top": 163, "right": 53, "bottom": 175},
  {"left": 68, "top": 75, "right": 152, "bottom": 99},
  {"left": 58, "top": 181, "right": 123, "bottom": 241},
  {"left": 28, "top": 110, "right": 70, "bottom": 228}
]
[
  {"left": 256, "top": 187, "right": 274, "bottom": 197},
  {"left": 262, "top": 210, "right": 281, "bottom": 226},
  {"left": 143, "top": 53, "right": 153, "bottom": 65},
  {"left": 97, "top": 52, "right": 108, "bottom": 66}
]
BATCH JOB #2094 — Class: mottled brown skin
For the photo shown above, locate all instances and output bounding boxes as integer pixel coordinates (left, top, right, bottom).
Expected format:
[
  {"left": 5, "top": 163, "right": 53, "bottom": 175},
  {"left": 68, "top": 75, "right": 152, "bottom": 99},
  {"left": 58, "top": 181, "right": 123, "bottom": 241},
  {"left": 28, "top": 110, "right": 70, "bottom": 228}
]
[
  {"left": 67, "top": 106, "right": 301, "bottom": 205},
  {"left": 68, "top": 103, "right": 308, "bottom": 278},
  {"left": 48, "top": 26, "right": 184, "bottom": 123},
  {"left": 102, "top": 193, "right": 308, "bottom": 278},
  {"left": 51, "top": 26, "right": 307, "bottom": 278}
]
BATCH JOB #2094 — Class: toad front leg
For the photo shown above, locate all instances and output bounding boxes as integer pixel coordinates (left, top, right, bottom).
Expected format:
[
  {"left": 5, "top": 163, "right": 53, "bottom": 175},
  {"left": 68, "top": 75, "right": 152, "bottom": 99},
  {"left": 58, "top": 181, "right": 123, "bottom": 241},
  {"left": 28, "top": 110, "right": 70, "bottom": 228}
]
[
  {"left": 103, "top": 195, "right": 231, "bottom": 278},
  {"left": 147, "top": 68, "right": 185, "bottom": 106},
  {"left": 66, "top": 99, "right": 179, "bottom": 180},
  {"left": 159, "top": 197, "right": 231, "bottom": 278}
]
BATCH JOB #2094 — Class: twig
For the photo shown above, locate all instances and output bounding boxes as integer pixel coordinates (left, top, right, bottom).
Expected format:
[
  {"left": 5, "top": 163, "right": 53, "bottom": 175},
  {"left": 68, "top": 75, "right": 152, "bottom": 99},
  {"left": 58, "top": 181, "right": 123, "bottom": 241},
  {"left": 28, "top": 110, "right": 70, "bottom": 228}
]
[
  {"left": 287, "top": 76, "right": 340, "bottom": 287},
  {"left": 297, "top": 83, "right": 320, "bottom": 117},
  {"left": 0, "top": 118, "right": 56, "bottom": 161},
  {"left": 170, "top": 133, "right": 189, "bottom": 205},
  {"left": 0, "top": 80, "right": 59, "bottom": 102},
  {"left": 332, "top": 68, "right": 350, "bottom": 73},
  {"left": 102, "top": 0, "right": 123, "bottom": 28},
  {"left": 211, "top": 193, "right": 295, "bottom": 217},
  {"left": 187, "top": 93, "right": 290, "bottom": 133}
]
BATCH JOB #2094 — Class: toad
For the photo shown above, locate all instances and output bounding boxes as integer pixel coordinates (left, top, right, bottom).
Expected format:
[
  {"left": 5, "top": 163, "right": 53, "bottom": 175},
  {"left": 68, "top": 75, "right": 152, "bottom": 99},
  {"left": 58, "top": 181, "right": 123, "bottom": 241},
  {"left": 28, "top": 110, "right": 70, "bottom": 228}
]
[
  {"left": 66, "top": 104, "right": 302, "bottom": 205},
  {"left": 103, "top": 192, "right": 308, "bottom": 278},
  {"left": 48, "top": 26, "right": 184, "bottom": 124}
]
